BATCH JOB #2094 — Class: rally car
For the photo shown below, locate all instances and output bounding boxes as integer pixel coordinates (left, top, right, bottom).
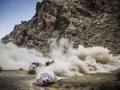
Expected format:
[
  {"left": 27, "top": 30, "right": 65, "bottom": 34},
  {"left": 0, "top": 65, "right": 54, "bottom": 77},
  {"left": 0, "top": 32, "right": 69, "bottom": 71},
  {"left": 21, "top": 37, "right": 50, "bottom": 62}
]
[{"left": 37, "top": 73, "right": 54, "bottom": 85}]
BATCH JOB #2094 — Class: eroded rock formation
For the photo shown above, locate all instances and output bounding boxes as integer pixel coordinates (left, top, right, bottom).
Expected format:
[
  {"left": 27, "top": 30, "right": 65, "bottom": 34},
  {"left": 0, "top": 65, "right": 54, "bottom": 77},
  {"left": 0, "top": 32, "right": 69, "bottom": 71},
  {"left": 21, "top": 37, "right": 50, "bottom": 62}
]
[{"left": 1, "top": 0, "right": 120, "bottom": 54}]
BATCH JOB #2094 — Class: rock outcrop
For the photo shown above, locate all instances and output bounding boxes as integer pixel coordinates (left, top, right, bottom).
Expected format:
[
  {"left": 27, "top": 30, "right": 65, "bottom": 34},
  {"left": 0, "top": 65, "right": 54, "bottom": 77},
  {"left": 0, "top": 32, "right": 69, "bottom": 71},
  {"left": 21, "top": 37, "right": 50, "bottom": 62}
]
[{"left": 1, "top": 0, "right": 120, "bottom": 55}]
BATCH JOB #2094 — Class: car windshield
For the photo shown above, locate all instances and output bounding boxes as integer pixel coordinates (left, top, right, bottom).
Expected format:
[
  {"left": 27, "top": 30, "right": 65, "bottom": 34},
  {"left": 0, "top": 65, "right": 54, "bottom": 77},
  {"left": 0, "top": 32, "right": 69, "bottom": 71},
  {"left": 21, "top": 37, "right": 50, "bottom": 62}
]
[{"left": 40, "top": 73, "right": 50, "bottom": 79}]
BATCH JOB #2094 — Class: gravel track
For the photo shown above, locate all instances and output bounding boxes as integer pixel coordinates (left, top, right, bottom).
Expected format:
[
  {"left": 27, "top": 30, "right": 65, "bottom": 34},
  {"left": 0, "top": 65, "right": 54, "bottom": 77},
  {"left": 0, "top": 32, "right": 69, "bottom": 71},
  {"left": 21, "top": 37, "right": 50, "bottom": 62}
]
[{"left": 0, "top": 69, "right": 120, "bottom": 90}]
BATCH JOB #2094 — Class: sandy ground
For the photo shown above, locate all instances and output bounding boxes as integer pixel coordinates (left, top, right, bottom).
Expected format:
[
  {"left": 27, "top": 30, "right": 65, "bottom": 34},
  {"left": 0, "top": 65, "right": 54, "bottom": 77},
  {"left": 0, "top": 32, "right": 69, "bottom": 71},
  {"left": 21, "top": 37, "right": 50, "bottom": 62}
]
[{"left": 0, "top": 69, "right": 120, "bottom": 90}]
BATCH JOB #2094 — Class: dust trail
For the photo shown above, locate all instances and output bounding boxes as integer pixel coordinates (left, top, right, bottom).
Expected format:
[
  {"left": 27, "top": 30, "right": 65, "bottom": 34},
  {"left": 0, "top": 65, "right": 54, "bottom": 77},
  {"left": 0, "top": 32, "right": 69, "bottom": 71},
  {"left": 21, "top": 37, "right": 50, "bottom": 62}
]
[
  {"left": 0, "top": 42, "right": 50, "bottom": 70},
  {"left": 0, "top": 38, "right": 120, "bottom": 78},
  {"left": 36, "top": 38, "right": 120, "bottom": 77}
]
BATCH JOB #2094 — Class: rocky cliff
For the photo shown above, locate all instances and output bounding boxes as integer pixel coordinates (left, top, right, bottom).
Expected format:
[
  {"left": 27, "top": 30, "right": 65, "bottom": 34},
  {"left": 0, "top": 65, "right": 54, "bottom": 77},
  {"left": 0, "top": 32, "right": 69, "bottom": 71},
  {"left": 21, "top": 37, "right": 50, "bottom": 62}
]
[{"left": 1, "top": 0, "right": 120, "bottom": 55}]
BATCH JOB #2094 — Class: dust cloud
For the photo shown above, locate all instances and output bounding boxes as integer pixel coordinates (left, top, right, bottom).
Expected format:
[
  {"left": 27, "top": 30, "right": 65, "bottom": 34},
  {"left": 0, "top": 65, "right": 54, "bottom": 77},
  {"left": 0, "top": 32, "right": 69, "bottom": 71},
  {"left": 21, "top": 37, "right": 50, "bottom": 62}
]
[
  {"left": 0, "top": 42, "right": 50, "bottom": 70},
  {"left": 0, "top": 38, "right": 120, "bottom": 77}
]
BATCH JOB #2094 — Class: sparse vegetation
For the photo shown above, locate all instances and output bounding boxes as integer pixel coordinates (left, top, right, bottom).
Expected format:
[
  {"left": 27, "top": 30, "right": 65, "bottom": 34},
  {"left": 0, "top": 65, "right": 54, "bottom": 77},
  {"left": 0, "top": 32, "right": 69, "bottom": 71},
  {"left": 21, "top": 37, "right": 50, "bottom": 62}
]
[
  {"left": 45, "top": 60, "right": 54, "bottom": 66},
  {"left": 117, "top": 15, "right": 120, "bottom": 20},
  {"left": 72, "top": 33, "right": 77, "bottom": 36},
  {"left": 28, "top": 62, "right": 43, "bottom": 74},
  {"left": 0, "top": 67, "right": 3, "bottom": 73},
  {"left": 82, "top": 26, "right": 87, "bottom": 30},
  {"left": 28, "top": 61, "right": 54, "bottom": 74},
  {"left": 14, "top": 41, "right": 20, "bottom": 45},
  {"left": 90, "top": 83, "right": 120, "bottom": 90},
  {"left": 21, "top": 21, "right": 26, "bottom": 24},
  {"left": 19, "top": 68, "right": 23, "bottom": 70},
  {"left": 116, "top": 72, "right": 120, "bottom": 81}
]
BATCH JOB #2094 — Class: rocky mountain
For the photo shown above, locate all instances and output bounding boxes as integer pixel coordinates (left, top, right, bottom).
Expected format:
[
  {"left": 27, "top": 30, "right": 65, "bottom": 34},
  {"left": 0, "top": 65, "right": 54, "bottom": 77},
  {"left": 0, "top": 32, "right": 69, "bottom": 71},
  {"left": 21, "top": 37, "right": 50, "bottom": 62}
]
[{"left": 1, "top": 0, "right": 120, "bottom": 55}]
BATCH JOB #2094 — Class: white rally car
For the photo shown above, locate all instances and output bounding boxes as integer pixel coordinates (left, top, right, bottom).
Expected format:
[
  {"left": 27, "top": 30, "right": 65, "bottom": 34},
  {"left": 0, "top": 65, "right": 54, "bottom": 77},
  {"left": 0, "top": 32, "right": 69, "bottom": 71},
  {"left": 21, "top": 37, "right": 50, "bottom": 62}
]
[{"left": 37, "top": 73, "right": 55, "bottom": 85}]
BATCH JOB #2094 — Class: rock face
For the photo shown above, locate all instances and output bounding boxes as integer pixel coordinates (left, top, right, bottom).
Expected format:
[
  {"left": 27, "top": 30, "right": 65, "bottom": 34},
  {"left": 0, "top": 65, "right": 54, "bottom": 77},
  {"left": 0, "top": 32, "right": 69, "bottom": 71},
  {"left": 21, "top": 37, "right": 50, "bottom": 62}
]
[{"left": 1, "top": 0, "right": 120, "bottom": 55}]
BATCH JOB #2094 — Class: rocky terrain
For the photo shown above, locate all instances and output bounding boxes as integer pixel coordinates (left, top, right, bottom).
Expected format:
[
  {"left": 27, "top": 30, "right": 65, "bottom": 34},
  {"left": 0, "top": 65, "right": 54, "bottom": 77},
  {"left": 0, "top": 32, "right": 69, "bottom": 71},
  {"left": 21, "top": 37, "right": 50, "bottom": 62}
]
[
  {"left": 0, "top": 69, "right": 120, "bottom": 90},
  {"left": 1, "top": 0, "right": 120, "bottom": 55}
]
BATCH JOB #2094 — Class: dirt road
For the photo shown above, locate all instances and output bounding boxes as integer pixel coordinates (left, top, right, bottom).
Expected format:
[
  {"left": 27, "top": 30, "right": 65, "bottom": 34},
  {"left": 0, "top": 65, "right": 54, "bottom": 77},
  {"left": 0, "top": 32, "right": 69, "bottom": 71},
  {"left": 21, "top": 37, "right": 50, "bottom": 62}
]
[
  {"left": 0, "top": 69, "right": 120, "bottom": 90},
  {"left": 0, "top": 70, "right": 36, "bottom": 90}
]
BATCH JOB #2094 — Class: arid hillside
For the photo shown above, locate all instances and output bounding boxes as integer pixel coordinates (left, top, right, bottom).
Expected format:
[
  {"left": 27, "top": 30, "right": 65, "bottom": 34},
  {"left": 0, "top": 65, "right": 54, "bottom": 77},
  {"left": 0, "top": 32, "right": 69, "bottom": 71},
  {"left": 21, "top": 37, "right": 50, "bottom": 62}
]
[{"left": 1, "top": 0, "right": 120, "bottom": 55}]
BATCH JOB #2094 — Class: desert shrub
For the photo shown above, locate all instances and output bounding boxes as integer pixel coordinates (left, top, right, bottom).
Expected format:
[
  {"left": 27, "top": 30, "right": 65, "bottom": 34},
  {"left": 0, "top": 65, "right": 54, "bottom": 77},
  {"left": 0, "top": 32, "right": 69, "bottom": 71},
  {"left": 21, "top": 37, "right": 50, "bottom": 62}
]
[
  {"left": 90, "top": 83, "right": 120, "bottom": 90},
  {"left": 117, "top": 15, "right": 120, "bottom": 20},
  {"left": 116, "top": 72, "right": 120, "bottom": 81},
  {"left": 28, "top": 62, "right": 43, "bottom": 74},
  {"left": 28, "top": 66, "right": 36, "bottom": 74},
  {"left": 45, "top": 60, "right": 54, "bottom": 66},
  {"left": 21, "top": 21, "right": 26, "bottom": 24},
  {"left": 82, "top": 26, "right": 87, "bottom": 30},
  {"left": 19, "top": 68, "right": 23, "bottom": 70},
  {"left": 0, "top": 67, "right": 3, "bottom": 73},
  {"left": 14, "top": 41, "right": 20, "bottom": 45},
  {"left": 72, "top": 32, "right": 78, "bottom": 36}
]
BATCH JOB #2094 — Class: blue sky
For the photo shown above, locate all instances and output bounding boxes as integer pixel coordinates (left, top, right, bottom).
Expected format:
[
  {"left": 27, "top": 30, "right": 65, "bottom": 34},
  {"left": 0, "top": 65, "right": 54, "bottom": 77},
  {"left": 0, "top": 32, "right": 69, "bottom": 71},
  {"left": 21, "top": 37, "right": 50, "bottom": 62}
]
[{"left": 0, "top": 0, "right": 42, "bottom": 39}]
